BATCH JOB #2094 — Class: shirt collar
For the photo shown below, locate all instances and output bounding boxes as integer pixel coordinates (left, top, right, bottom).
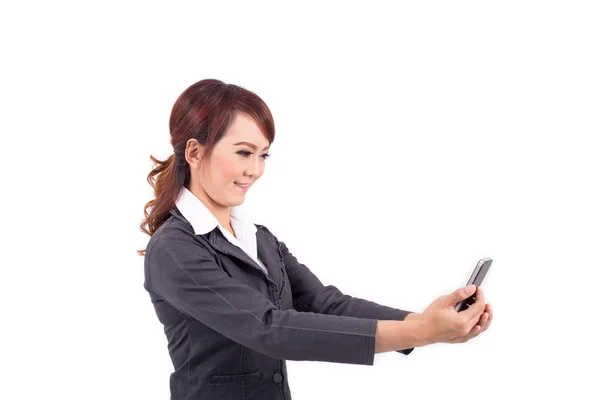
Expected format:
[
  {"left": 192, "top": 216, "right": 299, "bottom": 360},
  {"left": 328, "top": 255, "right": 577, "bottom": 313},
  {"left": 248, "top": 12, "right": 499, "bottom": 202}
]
[{"left": 174, "top": 186, "right": 250, "bottom": 236}]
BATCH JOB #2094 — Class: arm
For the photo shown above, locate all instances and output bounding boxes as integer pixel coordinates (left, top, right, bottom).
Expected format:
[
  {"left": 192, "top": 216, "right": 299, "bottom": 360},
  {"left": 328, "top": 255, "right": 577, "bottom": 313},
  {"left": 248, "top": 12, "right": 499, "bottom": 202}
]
[
  {"left": 147, "top": 228, "right": 382, "bottom": 366},
  {"left": 376, "top": 319, "right": 427, "bottom": 353},
  {"left": 276, "top": 238, "right": 418, "bottom": 355}
]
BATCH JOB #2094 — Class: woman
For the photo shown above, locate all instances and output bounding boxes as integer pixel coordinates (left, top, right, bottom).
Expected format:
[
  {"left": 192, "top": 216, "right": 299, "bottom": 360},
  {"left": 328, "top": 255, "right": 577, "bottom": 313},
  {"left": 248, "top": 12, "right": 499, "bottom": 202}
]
[{"left": 138, "top": 78, "right": 493, "bottom": 400}]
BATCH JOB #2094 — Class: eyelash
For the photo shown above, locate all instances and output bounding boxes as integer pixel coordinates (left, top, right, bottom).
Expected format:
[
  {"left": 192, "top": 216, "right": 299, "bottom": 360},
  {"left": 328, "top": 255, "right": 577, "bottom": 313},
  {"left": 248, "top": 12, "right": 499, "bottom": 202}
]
[{"left": 237, "top": 150, "right": 271, "bottom": 159}]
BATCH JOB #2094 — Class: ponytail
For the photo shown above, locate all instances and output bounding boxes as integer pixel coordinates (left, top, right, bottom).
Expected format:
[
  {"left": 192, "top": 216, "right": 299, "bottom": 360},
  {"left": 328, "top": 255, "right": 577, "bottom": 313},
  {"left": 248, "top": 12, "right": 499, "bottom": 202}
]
[{"left": 137, "top": 153, "right": 187, "bottom": 256}]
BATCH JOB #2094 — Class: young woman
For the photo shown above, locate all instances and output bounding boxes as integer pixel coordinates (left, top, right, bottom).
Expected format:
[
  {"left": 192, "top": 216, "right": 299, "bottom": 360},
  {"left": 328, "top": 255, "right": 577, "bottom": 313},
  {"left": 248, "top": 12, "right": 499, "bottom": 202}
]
[{"left": 138, "top": 78, "right": 493, "bottom": 400}]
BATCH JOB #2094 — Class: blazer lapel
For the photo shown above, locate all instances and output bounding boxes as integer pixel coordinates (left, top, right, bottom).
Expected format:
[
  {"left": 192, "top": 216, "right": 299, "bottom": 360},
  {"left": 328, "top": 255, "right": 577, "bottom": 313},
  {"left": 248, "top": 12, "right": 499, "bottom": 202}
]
[
  {"left": 209, "top": 228, "right": 280, "bottom": 289},
  {"left": 256, "top": 230, "right": 283, "bottom": 291},
  {"left": 170, "top": 206, "right": 283, "bottom": 293}
]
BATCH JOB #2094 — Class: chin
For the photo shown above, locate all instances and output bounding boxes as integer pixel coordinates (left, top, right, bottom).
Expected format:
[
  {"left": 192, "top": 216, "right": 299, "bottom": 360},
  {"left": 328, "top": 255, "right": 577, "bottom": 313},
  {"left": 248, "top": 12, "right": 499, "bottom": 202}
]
[{"left": 228, "top": 196, "right": 245, "bottom": 206}]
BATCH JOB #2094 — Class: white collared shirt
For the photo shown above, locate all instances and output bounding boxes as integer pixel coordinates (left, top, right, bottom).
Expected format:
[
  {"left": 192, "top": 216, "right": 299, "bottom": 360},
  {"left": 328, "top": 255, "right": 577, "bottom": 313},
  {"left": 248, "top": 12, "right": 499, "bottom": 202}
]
[{"left": 174, "top": 187, "right": 269, "bottom": 275}]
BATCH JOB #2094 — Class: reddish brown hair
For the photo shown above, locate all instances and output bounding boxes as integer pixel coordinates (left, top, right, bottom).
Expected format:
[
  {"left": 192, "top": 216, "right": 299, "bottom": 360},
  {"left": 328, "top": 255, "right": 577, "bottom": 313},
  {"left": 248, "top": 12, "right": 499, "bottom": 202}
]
[{"left": 137, "top": 79, "right": 276, "bottom": 256}]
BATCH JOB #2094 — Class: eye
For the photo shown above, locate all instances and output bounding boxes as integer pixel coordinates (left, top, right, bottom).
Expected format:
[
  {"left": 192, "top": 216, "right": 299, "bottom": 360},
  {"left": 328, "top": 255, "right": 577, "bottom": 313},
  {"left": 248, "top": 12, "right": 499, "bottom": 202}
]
[{"left": 237, "top": 151, "right": 272, "bottom": 160}]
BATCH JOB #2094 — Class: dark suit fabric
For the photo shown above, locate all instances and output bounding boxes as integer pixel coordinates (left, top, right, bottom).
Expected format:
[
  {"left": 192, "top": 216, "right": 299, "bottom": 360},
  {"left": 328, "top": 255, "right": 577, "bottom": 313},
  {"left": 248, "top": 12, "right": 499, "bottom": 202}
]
[{"left": 144, "top": 207, "right": 414, "bottom": 399}]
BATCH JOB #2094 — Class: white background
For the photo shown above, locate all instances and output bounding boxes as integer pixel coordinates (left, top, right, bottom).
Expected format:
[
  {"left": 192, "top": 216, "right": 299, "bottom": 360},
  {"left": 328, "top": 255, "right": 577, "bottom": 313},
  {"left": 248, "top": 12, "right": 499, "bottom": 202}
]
[{"left": 2, "top": 1, "right": 599, "bottom": 399}]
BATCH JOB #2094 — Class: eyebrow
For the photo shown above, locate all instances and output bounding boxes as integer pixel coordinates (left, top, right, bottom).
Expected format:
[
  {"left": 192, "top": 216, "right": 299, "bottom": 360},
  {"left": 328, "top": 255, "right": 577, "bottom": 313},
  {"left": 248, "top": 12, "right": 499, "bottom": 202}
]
[{"left": 233, "top": 141, "right": 270, "bottom": 151}]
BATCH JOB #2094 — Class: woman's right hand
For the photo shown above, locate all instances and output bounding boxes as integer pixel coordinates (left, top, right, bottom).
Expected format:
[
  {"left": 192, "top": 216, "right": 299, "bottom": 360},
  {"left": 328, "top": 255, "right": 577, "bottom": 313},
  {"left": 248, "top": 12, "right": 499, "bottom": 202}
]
[{"left": 418, "top": 285, "right": 486, "bottom": 345}]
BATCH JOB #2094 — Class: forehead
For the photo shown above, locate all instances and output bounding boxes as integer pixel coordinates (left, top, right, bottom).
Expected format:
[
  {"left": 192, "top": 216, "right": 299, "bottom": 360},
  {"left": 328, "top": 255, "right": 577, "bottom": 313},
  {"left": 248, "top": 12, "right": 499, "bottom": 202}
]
[{"left": 222, "top": 113, "right": 270, "bottom": 148}]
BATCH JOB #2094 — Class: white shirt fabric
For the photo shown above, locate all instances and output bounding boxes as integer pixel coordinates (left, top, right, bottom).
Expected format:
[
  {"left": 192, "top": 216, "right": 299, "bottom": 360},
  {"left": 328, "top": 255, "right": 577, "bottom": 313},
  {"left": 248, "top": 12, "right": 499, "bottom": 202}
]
[{"left": 174, "top": 187, "right": 269, "bottom": 275}]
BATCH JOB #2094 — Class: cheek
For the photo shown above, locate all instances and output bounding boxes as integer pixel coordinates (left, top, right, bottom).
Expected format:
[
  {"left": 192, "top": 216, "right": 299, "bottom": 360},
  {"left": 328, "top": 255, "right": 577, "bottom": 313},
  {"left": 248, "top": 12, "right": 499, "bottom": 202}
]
[{"left": 212, "top": 155, "right": 239, "bottom": 182}]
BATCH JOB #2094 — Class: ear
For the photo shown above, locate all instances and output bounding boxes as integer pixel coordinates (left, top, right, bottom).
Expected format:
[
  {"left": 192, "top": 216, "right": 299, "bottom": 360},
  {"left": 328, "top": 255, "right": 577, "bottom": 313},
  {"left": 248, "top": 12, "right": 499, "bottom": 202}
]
[{"left": 185, "top": 138, "right": 205, "bottom": 169}]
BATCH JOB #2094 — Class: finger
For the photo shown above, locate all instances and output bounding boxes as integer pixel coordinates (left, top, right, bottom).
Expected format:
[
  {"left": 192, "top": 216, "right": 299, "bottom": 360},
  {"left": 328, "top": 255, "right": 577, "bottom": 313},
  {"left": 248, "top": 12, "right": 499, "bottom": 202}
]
[
  {"left": 477, "top": 305, "right": 491, "bottom": 327},
  {"left": 476, "top": 313, "right": 489, "bottom": 333},
  {"left": 473, "top": 288, "right": 486, "bottom": 314},
  {"left": 458, "top": 305, "right": 491, "bottom": 343},
  {"left": 473, "top": 307, "right": 492, "bottom": 336},
  {"left": 462, "top": 288, "right": 485, "bottom": 325},
  {"left": 458, "top": 326, "right": 480, "bottom": 343},
  {"left": 481, "top": 304, "right": 493, "bottom": 332},
  {"left": 450, "top": 285, "right": 477, "bottom": 311},
  {"left": 451, "top": 285, "right": 477, "bottom": 305},
  {"left": 463, "top": 319, "right": 484, "bottom": 341},
  {"left": 448, "top": 320, "right": 483, "bottom": 344}
]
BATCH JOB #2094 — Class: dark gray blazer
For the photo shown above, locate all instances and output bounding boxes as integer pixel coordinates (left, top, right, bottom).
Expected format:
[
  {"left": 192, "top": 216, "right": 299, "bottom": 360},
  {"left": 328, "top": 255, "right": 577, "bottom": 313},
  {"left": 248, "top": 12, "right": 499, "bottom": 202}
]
[{"left": 144, "top": 206, "right": 414, "bottom": 400}]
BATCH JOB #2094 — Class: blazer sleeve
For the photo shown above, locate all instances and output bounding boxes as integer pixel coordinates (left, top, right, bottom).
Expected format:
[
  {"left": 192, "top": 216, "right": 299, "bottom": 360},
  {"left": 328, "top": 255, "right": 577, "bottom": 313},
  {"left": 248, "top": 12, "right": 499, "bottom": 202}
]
[
  {"left": 146, "top": 229, "right": 380, "bottom": 366},
  {"left": 276, "top": 239, "right": 416, "bottom": 355}
]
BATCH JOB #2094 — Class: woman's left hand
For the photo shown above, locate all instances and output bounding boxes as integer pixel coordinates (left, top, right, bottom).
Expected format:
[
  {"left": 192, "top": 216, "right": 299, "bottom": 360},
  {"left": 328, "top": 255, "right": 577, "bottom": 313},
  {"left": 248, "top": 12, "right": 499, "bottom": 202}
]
[{"left": 442, "top": 296, "right": 493, "bottom": 344}]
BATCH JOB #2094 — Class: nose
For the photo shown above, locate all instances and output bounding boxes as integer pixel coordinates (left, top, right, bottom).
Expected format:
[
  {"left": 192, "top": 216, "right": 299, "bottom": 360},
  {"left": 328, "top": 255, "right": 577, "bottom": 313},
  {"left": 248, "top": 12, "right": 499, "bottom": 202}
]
[{"left": 245, "top": 158, "right": 262, "bottom": 179}]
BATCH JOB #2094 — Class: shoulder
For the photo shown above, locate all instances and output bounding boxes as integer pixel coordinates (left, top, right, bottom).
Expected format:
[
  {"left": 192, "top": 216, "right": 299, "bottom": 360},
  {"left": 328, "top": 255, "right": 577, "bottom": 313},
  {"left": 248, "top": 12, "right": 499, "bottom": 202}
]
[
  {"left": 145, "top": 212, "right": 213, "bottom": 261},
  {"left": 254, "top": 223, "right": 277, "bottom": 241},
  {"left": 254, "top": 223, "right": 291, "bottom": 254}
]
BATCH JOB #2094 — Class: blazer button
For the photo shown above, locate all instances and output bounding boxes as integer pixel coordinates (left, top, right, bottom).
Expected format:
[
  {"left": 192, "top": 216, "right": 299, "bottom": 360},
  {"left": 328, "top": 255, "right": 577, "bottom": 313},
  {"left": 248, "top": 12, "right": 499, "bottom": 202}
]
[{"left": 272, "top": 372, "right": 283, "bottom": 384}]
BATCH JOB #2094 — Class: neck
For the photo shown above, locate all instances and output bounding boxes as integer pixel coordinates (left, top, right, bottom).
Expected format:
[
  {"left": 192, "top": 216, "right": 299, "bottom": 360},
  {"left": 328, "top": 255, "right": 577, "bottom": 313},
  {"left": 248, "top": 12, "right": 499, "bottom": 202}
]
[{"left": 187, "top": 183, "right": 231, "bottom": 230}]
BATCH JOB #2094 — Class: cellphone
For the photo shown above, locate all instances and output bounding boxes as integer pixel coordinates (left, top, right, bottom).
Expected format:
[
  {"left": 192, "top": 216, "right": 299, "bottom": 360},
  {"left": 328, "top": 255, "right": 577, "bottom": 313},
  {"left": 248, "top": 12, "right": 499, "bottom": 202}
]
[{"left": 454, "top": 257, "right": 493, "bottom": 312}]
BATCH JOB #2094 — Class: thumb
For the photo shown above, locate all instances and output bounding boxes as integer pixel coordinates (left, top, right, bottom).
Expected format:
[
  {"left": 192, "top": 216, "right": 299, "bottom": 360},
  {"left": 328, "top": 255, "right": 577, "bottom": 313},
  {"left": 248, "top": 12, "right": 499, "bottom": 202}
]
[{"left": 451, "top": 285, "right": 476, "bottom": 303}]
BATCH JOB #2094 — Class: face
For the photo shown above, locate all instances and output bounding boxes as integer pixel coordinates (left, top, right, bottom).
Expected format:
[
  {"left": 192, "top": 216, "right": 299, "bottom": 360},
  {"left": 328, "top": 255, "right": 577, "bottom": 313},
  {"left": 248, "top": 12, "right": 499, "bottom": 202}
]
[{"left": 186, "top": 112, "right": 271, "bottom": 213}]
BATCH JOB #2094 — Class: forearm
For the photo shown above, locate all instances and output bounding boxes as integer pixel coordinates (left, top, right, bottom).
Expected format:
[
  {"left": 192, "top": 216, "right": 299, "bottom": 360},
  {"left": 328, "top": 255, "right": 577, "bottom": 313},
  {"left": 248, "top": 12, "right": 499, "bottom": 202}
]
[
  {"left": 308, "top": 287, "right": 423, "bottom": 355},
  {"left": 375, "top": 319, "right": 430, "bottom": 354}
]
